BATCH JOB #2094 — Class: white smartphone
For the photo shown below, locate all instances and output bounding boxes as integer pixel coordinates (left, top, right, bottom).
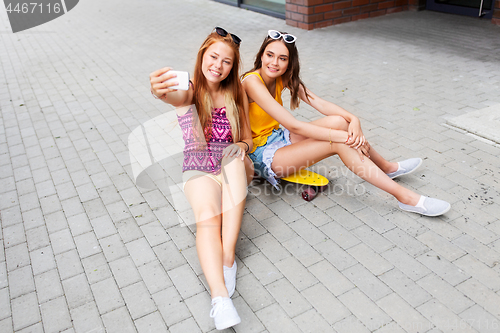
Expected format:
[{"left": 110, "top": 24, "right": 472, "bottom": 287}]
[{"left": 163, "top": 70, "right": 190, "bottom": 91}]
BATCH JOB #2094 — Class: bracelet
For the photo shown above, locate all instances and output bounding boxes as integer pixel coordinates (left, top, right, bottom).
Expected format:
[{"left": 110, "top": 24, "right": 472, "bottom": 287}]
[
  {"left": 238, "top": 141, "right": 250, "bottom": 153},
  {"left": 329, "top": 128, "right": 332, "bottom": 150},
  {"left": 151, "top": 89, "right": 161, "bottom": 99}
]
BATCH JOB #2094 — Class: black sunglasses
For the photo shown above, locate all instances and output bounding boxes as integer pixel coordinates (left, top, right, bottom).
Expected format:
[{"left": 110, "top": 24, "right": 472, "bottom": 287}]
[{"left": 215, "top": 27, "right": 241, "bottom": 45}]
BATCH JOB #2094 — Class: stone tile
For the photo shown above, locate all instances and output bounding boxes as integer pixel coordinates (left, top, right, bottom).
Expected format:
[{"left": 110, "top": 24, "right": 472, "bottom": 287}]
[
  {"left": 459, "top": 304, "right": 500, "bottom": 333},
  {"left": 153, "top": 241, "right": 186, "bottom": 272},
  {"left": 416, "top": 230, "right": 466, "bottom": 261},
  {"left": 8, "top": 265, "right": 35, "bottom": 299},
  {"left": 252, "top": 233, "right": 290, "bottom": 263},
  {"left": 346, "top": 243, "right": 393, "bottom": 276},
  {"left": 55, "top": 249, "right": 84, "bottom": 280},
  {"left": 235, "top": 273, "right": 275, "bottom": 312},
  {"left": 34, "top": 269, "right": 64, "bottom": 304},
  {"left": 70, "top": 301, "right": 104, "bottom": 333},
  {"left": 168, "top": 317, "right": 202, "bottom": 333},
  {"left": 288, "top": 218, "right": 328, "bottom": 246},
  {"left": 378, "top": 268, "right": 432, "bottom": 307},
  {"left": 168, "top": 264, "right": 204, "bottom": 299},
  {"left": 266, "top": 277, "right": 312, "bottom": 317},
  {"left": 125, "top": 237, "right": 157, "bottom": 266},
  {"left": 137, "top": 260, "right": 173, "bottom": 294},
  {"left": 282, "top": 236, "right": 323, "bottom": 268},
  {"left": 152, "top": 286, "right": 191, "bottom": 327},
  {"left": 319, "top": 221, "right": 361, "bottom": 249},
  {"left": 109, "top": 256, "right": 141, "bottom": 288},
  {"left": 343, "top": 264, "right": 392, "bottom": 302},
  {"left": 134, "top": 311, "right": 169, "bottom": 333},
  {"left": 26, "top": 225, "right": 50, "bottom": 251},
  {"left": 91, "top": 277, "right": 125, "bottom": 314},
  {"left": 259, "top": 216, "right": 297, "bottom": 243},
  {"left": 301, "top": 283, "right": 351, "bottom": 325},
  {"left": 242, "top": 253, "right": 283, "bottom": 286},
  {"left": 50, "top": 228, "right": 76, "bottom": 255},
  {"left": 376, "top": 293, "right": 432, "bottom": 333},
  {"left": 81, "top": 253, "right": 112, "bottom": 284},
  {"left": 5, "top": 242, "right": 30, "bottom": 271},
  {"left": 452, "top": 234, "right": 500, "bottom": 267},
  {"left": 416, "top": 299, "right": 476, "bottom": 333},
  {"left": 101, "top": 307, "right": 137, "bottom": 333},
  {"left": 456, "top": 278, "right": 500, "bottom": 319},
  {"left": 62, "top": 273, "right": 93, "bottom": 309},
  {"left": 0, "top": 287, "right": 11, "bottom": 320},
  {"left": 352, "top": 225, "right": 394, "bottom": 253},
  {"left": 40, "top": 296, "right": 72, "bottom": 333},
  {"left": 293, "top": 308, "right": 334, "bottom": 333},
  {"left": 382, "top": 247, "right": 431, "bottom": 281},
  {"left": 99, "top": 233, "right": 129, "bottom": 262},
  {"left": 11, "top": 292, "right": 41, "bottom": 331},
  {"left": 338, "top": 288, "right": 392, "bottom": 331},
  {"left": 416, "top": 251, "right": 470, "bottom": 286},
  {"left": 383, "top": 227, "right": 429, "bottom": 257},
  {"left": 232, "top": 296, "right": 266, "bottom": 333},
  {"left": 416, "top": 274, "right": 474, "bottom": 314},
  {"left": 255, "top": 303, "right": 301, "bottom": 333},
  {"left": 184, "top": 292, "right": 214, "bottom": 332}
]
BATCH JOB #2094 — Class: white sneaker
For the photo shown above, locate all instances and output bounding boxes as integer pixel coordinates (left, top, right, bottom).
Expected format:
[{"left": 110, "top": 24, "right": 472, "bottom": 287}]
[
  {"left": 386, "top": 158, "right": 422, "bottom": 179},
  {"left": 223, "top": 260, "right": 237, "bottom": 297},
  {"left": 210, "top": 296, "right": 241, "bottom": 330},
  {"left": 398, "top": 195, "right": 451, "bottom": 217}
]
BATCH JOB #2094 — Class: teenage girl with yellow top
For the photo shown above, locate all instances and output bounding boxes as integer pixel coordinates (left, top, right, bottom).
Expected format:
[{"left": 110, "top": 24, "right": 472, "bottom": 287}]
[{"left": 242, "top": 30, "right": 450, "bottom": 217}]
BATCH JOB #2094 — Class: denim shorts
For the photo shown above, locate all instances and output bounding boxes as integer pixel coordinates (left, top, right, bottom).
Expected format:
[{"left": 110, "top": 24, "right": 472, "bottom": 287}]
[{"left": 248, "top": 128, "right": 292, "bottom": 189}]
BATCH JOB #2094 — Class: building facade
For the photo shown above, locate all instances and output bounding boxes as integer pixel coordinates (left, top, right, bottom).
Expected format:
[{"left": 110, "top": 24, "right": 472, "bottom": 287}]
[{"left": 214, "top": 0, "right": 500, "bottom": 30}]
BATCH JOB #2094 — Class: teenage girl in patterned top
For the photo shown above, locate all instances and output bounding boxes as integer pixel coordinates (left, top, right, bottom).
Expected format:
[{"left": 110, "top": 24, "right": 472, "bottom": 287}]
[
  {"left": 242, "top": 30, "right": 450, "bottom": 217},
  {"left": 150, "top": 27, "right": 252, "bottom": 330}
]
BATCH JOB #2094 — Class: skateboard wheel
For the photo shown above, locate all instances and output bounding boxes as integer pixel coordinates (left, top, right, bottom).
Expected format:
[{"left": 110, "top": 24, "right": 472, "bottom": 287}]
[
  {"left": 316, "top": 185, "right": 328, "bottom": 193},
  {"left": 301, "top": 187, "right": 317, "bottom": 201}
]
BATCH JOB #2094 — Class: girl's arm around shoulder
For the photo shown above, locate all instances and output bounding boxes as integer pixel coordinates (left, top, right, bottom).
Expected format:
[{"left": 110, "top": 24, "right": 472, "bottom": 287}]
[{"left": 150, "top": 67, "right": 193, "bottom": 112}]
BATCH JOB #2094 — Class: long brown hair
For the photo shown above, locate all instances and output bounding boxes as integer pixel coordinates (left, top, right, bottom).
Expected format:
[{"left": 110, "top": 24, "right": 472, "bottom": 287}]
[
  {"left": 245, "top": 33, "right": 309, "bottom": 110},
  {"left": 192, "top": 31, "right": 245, "bottom": 142}
]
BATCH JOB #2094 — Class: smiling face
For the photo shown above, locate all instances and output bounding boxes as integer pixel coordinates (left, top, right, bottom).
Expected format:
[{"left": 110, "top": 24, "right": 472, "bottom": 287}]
[
  {"left": 260, "top": 40, "right": 289, "bottom": 79},
  {"left": 201, "top": 41, "right": 235, "bottom": 86}
]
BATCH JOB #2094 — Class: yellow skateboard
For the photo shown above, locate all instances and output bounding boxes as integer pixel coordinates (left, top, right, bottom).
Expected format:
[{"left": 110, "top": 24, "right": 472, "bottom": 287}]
[{"left": 281, "top": 169, "right": 329, "bottom": 201}]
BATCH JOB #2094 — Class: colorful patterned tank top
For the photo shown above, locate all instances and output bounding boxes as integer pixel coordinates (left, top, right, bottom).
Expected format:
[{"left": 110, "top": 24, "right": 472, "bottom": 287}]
[{"left": 177, "top": 106, "right": 233, "bottom": 174}]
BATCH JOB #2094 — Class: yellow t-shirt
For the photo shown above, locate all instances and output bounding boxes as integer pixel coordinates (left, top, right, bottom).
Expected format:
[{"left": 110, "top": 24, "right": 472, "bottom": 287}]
[{"left": 242, "top": 72, "right": 283, "bottom": 153}]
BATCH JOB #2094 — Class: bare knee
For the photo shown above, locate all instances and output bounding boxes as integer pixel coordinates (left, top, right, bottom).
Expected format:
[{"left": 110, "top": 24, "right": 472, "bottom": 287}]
[
  {"left": 327, "top": 115, "right": 349, "bottom": 130},
  {"left": 193, "top": 205, "right": 221, "bottom": 224}
]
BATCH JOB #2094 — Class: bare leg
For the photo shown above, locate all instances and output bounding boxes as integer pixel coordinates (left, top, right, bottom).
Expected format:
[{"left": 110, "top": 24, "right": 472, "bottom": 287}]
[
  {"left": 243, "top": 155, "right": 254, "bottom": 185},
  {"left": 220, "top": 157, "right": 247, "bottom": 267},
  {"left": 184, "top": 176, "right": 228, "bottom": 298},
  {"left": 304, "top": 115, "right": 398, "bottom": 173},
  {"left": 271, "top": 139, "right": 420, "bottom": 206}
]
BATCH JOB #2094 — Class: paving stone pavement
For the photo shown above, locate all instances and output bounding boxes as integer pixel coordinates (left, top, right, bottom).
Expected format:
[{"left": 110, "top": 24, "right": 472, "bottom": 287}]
[{"left": 1, "top": 0, "right": 500, "bottom": 332}]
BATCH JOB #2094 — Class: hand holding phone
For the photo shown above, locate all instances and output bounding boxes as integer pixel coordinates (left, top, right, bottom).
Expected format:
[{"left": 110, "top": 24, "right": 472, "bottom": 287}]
[{"left": 163, "top": 70, "right": 190, "bottom": 91}]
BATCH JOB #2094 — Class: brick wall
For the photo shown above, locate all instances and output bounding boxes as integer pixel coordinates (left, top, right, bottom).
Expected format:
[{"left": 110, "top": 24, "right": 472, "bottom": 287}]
[
  {"left": 493, "top": 0, "right": 500, "bottom": 25},
  {"left": 286, "top": 0, "right": 500, "bottom": 29},
  {"left": 286, "top": 0, "right": 410, "bottom": 30}
]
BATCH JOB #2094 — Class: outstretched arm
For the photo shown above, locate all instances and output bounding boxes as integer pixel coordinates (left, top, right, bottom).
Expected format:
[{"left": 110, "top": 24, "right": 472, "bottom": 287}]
[
  {"left": 298, "top": 85, "right": 365, "bottom": 149},
  {"left": 242, "top": 75, "right": 349, "bottom": 144},
  {"left": 150, "top": 67, "right": 193, "bottom": 109}
]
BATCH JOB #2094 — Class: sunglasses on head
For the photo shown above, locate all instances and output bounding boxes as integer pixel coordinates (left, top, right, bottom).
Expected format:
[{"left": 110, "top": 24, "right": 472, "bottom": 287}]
[
  {"left": 268, "top": 30, "right": 297, "bottom": 44},
  {"left": 215, "top": 27, "right": 241, "bottom": 45}
]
